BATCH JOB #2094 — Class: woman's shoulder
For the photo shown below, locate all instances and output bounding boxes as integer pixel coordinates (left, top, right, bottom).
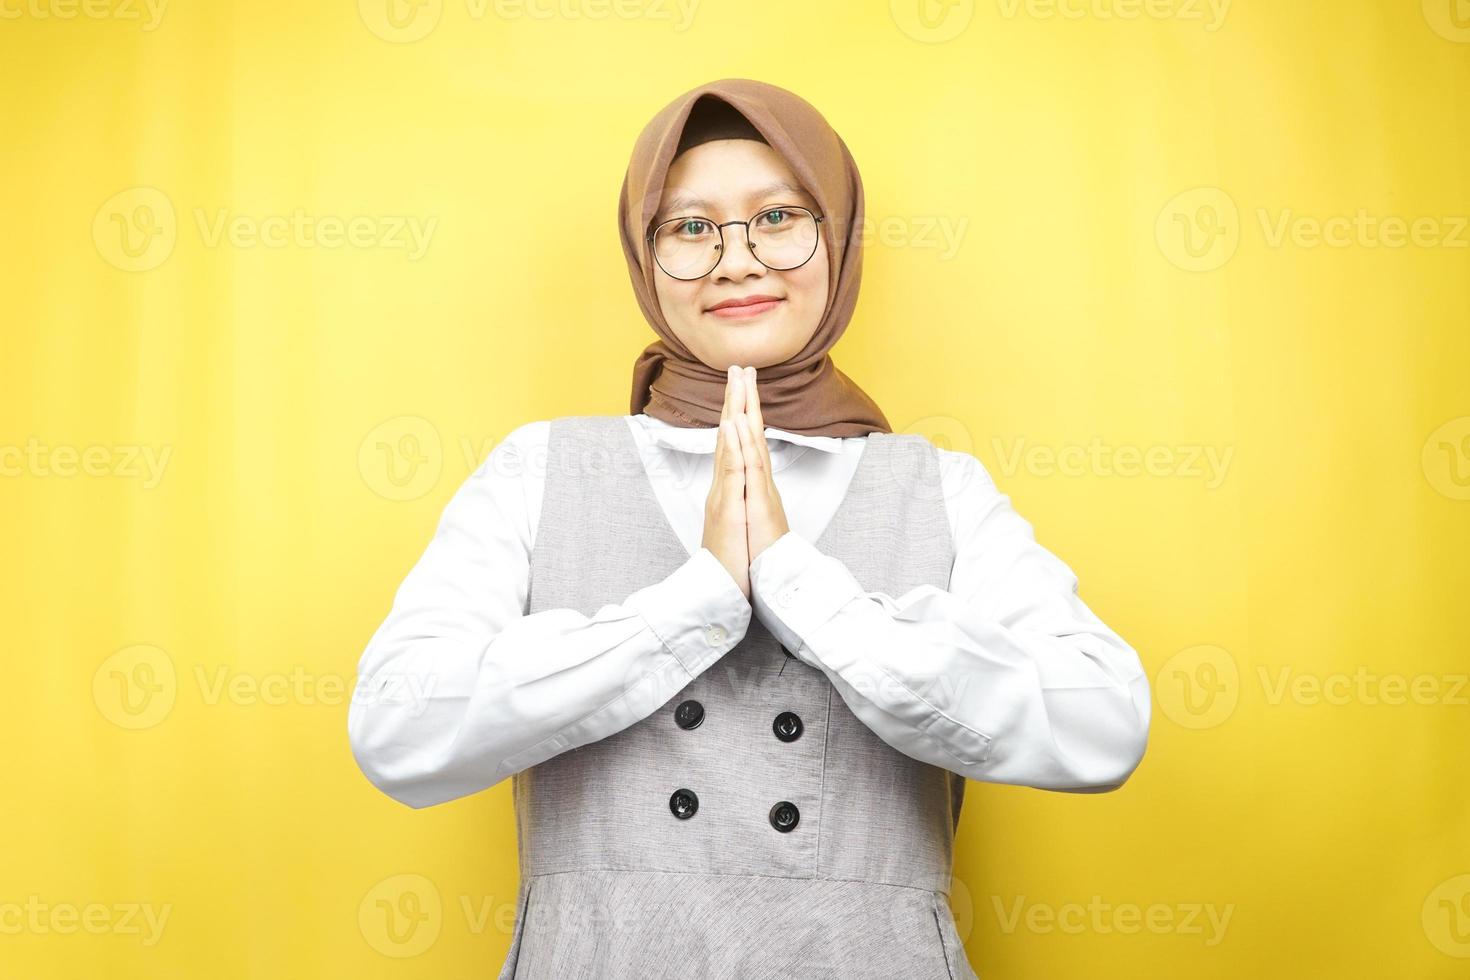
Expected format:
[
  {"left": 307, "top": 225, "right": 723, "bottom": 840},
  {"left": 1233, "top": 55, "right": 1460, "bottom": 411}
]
[
  {"left": 876, "top": 430, "right": 1000, "bottom": 494},
  {"left": 930, "top": 443, "right": 998, "bottom": 491},
  {"left": 489, "top": 414, "right": 632, "bottom": 458},
  {"left": 908, "top": 439, "right": 1006, "bottom": 521}
]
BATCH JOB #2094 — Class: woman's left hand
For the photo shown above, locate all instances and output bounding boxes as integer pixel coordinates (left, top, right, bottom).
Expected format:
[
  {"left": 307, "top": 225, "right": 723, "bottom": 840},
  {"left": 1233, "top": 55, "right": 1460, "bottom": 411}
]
[{"left": 730, "top": 365, "right": 790, "bottom": 564}]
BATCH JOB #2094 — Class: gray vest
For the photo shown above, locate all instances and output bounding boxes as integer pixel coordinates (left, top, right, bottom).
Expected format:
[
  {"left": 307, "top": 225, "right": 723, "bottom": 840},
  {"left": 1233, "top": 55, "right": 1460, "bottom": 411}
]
[{"left": 499, "top": 415, "right": 978, "bottom": 979}]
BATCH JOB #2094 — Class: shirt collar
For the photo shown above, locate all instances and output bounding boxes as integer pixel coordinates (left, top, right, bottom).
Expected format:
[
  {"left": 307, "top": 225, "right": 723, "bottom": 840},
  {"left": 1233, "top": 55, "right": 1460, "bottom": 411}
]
[{"left": 630, "top": 413, "right": 849, "bottom": 455}]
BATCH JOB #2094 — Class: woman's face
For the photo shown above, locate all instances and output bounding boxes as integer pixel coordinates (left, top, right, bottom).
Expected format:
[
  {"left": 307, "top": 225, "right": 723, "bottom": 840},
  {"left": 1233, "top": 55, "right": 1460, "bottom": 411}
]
[{"left": 651, "top": 139, "right": 830, "bottom": 370}]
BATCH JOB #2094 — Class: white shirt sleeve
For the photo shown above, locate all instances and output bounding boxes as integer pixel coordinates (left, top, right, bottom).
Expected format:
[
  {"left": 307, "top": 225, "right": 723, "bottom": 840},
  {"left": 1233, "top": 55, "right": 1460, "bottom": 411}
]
[
  {"left": 748, "top": 448, "right": 1150, "bottom": 792},
  {"left": 348, "top": 420, "right": 753, "bottom": 809}
]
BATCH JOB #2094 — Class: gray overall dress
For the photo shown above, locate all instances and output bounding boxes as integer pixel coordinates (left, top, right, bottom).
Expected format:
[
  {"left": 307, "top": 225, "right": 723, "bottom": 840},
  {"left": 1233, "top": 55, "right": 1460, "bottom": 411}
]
[{"left": 498, "top": 414, "right": 980, "bottom": 979}]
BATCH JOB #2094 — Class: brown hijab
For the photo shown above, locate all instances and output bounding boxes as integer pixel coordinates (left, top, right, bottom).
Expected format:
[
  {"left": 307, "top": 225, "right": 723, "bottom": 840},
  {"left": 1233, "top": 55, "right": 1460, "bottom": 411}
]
[{"left": 619, "top": 78, "right": 892, "bottom": 437}]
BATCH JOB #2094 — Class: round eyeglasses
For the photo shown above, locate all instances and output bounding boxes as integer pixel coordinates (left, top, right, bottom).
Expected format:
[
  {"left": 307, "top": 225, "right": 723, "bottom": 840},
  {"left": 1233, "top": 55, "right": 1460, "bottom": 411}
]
[{"left": 647, "top": 205, "right": 824, "bottom": 281}]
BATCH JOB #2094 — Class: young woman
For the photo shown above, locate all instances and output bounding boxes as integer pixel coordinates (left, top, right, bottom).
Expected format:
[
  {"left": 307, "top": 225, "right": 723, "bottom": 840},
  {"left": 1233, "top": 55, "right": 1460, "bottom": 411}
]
[{"left": 349, "top": 78, "right": 1151, "bottom": 980}]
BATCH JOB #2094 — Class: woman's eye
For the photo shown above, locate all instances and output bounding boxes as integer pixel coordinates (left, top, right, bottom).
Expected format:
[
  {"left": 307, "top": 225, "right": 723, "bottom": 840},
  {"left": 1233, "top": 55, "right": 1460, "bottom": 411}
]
[
  {"left": 678, "top": 219, "right": 711, "bottom": 237},
  {"left": 757, "top": 209, "right": 788, "bottom": 227}
]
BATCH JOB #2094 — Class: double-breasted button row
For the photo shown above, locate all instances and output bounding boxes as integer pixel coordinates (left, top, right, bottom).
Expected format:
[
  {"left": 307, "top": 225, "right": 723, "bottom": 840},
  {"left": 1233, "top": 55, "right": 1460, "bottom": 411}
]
[
  {"left": 673, "top": 700, "right": 802, "bottom": 742},
  {"left": 669, "top": 700, "right": 804, "bottom": 831},
  {"left": 668, "top": 790, "right": 800, "bottom": 832}
]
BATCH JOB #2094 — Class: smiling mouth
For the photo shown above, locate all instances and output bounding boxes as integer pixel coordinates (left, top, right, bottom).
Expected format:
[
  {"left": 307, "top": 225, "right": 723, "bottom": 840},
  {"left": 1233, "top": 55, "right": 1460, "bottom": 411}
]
[{"left": 705, "top": 298, "right": 785, "bottom": 320}]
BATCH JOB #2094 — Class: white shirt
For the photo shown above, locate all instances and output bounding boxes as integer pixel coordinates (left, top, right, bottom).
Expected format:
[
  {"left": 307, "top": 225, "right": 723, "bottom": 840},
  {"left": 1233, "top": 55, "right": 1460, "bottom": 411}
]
[{"left": 348, "top": 414, "right": 1151, "bottom": 810}]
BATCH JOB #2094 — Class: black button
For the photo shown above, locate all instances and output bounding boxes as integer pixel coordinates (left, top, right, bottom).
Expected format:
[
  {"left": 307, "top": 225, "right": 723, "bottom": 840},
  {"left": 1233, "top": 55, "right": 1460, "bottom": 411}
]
[
  {"left": 769, "top": 800, "right": 799, "bottom": 832},
  {"left": 669, "top": 788, "right": 699, "bottom": 819},
  {"left": 773, "top": 711, "right": 803, "bottom": 742},
  {"left": 781, "top": 645, "right": 797, "bottom": 659},
  {"left": 674, "top": 699, "right": 704, "bottom": 730}
]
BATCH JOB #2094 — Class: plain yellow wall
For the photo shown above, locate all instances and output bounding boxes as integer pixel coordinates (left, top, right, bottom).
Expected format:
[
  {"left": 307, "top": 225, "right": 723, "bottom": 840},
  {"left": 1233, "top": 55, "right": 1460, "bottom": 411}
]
[{"left": 2, "top": 0, "right": 1467, "bottom": 977}]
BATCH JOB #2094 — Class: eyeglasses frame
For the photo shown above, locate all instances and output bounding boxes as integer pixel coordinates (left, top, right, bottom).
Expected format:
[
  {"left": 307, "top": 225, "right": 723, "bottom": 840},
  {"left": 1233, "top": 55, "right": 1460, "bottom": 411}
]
[{"left": 645, "top": 204, "right": 826, "bottom": 281}]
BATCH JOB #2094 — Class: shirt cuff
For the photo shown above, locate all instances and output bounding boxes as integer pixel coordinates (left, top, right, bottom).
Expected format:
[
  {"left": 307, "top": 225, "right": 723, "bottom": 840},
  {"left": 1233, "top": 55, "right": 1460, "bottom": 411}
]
[
  {"left": 749, "top": 531, "right": 865, "bottom": 663},
  {"left": 625, "top": 547, "right": 752, "bottom": 676}
]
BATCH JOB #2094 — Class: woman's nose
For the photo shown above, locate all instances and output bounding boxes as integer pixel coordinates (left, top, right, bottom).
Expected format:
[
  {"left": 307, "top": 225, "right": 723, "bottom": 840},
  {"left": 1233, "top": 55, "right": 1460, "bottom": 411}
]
[{"left": 710, "top": 226, "right": 766, "bottom": 280}]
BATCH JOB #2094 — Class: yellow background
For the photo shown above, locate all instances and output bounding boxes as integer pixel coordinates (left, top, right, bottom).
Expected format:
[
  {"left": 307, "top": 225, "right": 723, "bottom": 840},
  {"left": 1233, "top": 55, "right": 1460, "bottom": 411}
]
[{"left": 2, "top": 0, "right": 1467, "bottom": 976}]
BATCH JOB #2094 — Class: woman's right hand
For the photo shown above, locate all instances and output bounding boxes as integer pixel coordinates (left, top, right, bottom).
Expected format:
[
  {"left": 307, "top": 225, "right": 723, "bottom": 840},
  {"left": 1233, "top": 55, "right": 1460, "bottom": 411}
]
[{"left": 702, "top": 365, "right": 751, "bottom": 601}]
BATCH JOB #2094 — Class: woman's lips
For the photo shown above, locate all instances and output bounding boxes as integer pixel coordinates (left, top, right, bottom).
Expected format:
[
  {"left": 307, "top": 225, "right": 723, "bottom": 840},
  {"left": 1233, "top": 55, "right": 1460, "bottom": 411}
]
[{"left": 706, "top": 298, "right": 784, "bottom": 320}]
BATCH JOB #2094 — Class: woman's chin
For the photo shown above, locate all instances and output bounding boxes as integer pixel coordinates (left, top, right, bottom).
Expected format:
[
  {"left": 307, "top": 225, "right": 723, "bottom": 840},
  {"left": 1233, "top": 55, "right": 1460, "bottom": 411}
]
[{"left": 699, "top": 322, "right": 809, "bottom": 368}]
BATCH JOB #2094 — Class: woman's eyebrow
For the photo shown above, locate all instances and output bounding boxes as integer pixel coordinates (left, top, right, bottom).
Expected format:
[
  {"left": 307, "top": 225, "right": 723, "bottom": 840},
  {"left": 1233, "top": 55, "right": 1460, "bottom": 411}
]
[{"left": 658, "top": 180, "right": 810, "bottom": 219}]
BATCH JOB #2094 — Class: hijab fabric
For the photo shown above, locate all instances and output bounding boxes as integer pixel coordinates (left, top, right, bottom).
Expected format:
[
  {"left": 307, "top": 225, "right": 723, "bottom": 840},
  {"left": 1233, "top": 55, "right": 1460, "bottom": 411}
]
[{"left": 619, "top": 78, "right": 892, "bottom": 438}]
